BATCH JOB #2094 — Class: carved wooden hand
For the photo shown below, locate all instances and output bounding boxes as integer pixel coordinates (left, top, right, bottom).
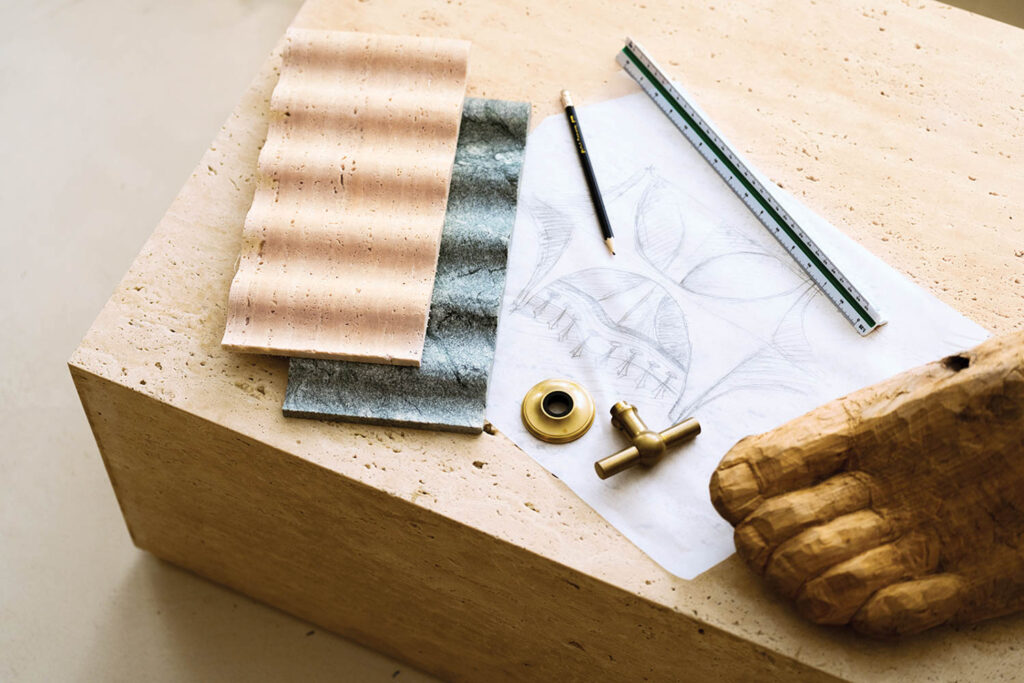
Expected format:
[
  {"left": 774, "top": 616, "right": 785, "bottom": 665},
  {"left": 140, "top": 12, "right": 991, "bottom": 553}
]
[{"left": 710, "top": 331, "right": 1024, "bottom": 637}]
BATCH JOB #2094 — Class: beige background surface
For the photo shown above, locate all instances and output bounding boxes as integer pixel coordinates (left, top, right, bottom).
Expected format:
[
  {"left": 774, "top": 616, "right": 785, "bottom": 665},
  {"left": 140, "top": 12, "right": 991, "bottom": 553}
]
[{"left": 1, "top": 0, "right": 1020, "bottom": 681}]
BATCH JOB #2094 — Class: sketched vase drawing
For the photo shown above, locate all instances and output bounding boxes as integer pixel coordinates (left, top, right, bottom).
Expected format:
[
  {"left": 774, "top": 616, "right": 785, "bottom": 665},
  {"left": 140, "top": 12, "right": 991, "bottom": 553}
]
[{"left": 512, "top": 167, "right": 820, "bottom": 421}]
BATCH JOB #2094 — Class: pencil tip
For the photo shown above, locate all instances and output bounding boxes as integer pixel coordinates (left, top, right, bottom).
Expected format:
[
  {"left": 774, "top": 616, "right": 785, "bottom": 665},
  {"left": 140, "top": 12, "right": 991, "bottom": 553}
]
[{"left": 605, "top": 238, "right": 616, "bottom": 255}]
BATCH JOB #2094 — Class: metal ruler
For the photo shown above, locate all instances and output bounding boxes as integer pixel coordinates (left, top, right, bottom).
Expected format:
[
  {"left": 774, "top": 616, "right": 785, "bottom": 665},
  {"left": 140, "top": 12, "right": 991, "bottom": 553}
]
[{"left": 617, "top": 37, "right": 884, "bottom": 336}]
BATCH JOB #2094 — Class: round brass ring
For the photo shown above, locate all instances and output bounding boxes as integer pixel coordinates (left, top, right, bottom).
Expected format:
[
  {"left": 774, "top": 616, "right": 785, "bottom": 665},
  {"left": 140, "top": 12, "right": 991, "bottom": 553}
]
[{"left": 521, "top": 379, "right": 595, "bottom": 443}]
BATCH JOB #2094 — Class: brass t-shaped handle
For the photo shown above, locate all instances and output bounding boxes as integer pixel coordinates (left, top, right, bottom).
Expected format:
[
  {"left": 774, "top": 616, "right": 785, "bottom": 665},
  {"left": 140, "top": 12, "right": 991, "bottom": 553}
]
[{"left": 594, "top": 402, "right": 701, "bottom": 479}]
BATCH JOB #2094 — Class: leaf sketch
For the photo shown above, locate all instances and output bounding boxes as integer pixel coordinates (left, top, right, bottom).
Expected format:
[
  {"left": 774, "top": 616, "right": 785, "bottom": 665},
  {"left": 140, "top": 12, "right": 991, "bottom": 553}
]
[
  {"left": 633, "top": 171, "right": 809, "bottom": 299},
  {"left": 635, "top": 174, "right": 688, "bottom": 273},
  {"left": 518, "top": 268, "right": 691, "bottom": 397},
  {"left": 680, "top": 251, "right": 807, "bottom": 300},
  {"left": 513, "top": 168, "right": 650, "bottom": 311},
  {"left": 653, "top": 294, "right": 689, "bottom": 365},
  {"left": 512, "top": 163, "right": 819, "bottom": 415},
  {"left": 512, "top": 201, "right": 576, "bottom": 311},
  {"left": 671, "top": 284, "right": 818, "bottom": 420}
]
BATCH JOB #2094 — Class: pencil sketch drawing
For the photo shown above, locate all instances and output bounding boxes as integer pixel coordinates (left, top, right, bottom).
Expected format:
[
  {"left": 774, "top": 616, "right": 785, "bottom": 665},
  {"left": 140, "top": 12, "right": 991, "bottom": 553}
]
[
  {"left": 489, "top": 92, "right": 991, "bottom": 581},
  {"left": 511, "top": 166, "right": 819, "bottom": 421}
]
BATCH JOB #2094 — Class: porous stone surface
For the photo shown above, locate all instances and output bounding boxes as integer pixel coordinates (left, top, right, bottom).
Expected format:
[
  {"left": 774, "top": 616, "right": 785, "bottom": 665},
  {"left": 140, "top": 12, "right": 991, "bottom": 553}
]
[
  {"left": 221, "top": 29, "right": 470, "bottom": 365},
  {"left": 68, "top": 0, "right": 1024, "bottom": 680},
  {"left": 284, "top": 97, "right": 529, "bottom": 432}
]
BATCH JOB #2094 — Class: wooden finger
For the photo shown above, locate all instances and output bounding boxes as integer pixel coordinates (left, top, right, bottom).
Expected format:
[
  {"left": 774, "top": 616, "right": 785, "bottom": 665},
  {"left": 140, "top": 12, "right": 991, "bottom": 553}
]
[
  {"left": 851, "top": 574, "right": 965, "bottom": 637},
  {"left": 796, "top": 533, "right": 938, "bottom": 625},
  {"left": 711, "top": 428, "right": 852, "bottom": 525},
  {"left": 765, "top": 509, "right": 893, "bottom": 598},
  {"left": 735, "top": 473, "right": 872, "bottom": 573}
]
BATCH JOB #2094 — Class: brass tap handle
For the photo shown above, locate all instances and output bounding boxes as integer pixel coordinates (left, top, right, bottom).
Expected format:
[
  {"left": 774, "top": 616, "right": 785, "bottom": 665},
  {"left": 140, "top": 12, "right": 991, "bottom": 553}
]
[{"left": 595, "top": 402, "right": 700, "bottom": 479}]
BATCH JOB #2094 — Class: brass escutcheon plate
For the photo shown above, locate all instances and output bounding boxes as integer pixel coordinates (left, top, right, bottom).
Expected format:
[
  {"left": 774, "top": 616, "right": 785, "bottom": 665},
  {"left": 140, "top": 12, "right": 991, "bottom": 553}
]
[{"left": 521, "top": 379, "right": 595, "bottom": 443}]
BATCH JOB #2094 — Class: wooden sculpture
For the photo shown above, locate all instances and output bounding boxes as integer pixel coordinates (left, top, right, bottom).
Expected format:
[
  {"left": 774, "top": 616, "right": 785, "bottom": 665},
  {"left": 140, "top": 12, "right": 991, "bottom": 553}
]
[{"left": 710, "top": 330, "right": 1024, "bottom": 637}]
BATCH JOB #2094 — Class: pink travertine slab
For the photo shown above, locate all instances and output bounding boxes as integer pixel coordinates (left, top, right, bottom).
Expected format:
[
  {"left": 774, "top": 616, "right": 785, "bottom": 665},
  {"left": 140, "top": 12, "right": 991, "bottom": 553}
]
[{"left": 222, "top": 28, "right": 470, "bottom": 365}]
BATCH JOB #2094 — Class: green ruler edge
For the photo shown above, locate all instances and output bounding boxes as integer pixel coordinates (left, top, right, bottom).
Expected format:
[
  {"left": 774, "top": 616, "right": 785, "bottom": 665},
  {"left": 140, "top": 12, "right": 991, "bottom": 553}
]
[{"left": 617, "top": 37, "right": 885, "bottom": 336}]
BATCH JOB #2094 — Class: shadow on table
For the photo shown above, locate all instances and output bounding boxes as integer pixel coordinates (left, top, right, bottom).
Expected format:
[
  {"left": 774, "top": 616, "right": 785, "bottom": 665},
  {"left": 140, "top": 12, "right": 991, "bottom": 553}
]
[{"left": 944, "top": 0, "right": 1024, "bottom": 29}]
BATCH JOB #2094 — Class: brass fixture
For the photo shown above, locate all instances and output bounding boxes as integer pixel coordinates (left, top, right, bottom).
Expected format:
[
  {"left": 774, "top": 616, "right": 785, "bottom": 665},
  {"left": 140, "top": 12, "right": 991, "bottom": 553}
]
[
  {"left": 521, "top": 379, "right": 596, "bottom": 443},
  {"left": 595, "top": 401, "right": 700, "bottom": 479}
]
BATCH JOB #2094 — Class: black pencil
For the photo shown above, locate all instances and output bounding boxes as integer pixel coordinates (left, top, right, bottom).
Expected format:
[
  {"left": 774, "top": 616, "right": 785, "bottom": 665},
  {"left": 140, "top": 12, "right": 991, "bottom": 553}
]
[{"left": 561, "top": 90, "right": 615, "bottom": 255}]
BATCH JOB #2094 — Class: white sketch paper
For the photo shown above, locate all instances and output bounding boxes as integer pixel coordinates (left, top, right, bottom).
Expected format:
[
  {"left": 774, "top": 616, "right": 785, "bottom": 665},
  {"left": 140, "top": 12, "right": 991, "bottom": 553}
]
[{"left": 487, "top": 92, "right": 989, "bottom": 580}]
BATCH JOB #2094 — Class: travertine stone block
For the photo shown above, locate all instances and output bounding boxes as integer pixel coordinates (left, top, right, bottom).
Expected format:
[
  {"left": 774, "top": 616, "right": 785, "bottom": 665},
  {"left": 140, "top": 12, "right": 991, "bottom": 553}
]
[
  {"left": 284, "top": 97, "right": 530, "bottom": 433},
  {"left": 222, "top": 28, "right": 470, "bottom": 365},
  {"left": 70, "top": 0, "right": 1024, "bottom": 681}
]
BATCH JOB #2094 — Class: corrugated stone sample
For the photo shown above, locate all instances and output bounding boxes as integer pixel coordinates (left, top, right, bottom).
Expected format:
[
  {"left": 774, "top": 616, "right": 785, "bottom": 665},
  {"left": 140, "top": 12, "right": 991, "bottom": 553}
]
[
  {"left": 222, "top": 28, "right": 470, "bottom": 365},
  {"left": 283, "top": 97, "right": 530, "bottom": 432}
]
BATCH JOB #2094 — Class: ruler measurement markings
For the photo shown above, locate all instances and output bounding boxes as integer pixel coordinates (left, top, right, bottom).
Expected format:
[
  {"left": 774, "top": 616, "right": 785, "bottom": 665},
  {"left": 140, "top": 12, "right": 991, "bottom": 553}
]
[
  {"left": 617, "top": 40, "right": 882, "bottom": 335},
  {"left": 623, "top": 42, "right": 875, "bottom": 326}
]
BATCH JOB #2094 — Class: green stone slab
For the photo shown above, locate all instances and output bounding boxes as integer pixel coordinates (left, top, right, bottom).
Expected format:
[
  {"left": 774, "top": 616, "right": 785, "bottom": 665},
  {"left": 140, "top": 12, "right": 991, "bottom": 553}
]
[{"left": 283, "top": 97, "right": 530, "bottom": 433}]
